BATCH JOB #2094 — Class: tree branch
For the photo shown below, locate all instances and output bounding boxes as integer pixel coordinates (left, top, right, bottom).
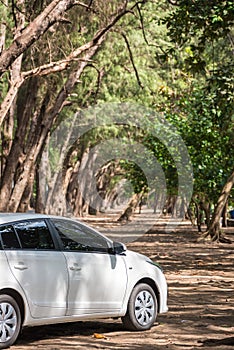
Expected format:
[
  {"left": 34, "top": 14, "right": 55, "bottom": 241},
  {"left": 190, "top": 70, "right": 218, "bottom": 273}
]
[
  {"left": 0, "top": 1, "right": 8, "bottom": 6},
  {"left": 0, "top": 77, "right": 24, "bottom": 128},
  {"left": 136, "top": 2, "right": 167, "bottom": 58},
  {"left": 82, "top": 64, "right": 105, "bottom": 104},
  {"left": 87, "top": 0, "right": 94, "bottom": 10},
  {"left": 74, "top": 0, "right": 96, "bottom": 12},
  {"left": 0, "top": 0, "right": 92, "bottom": 75},
  {"left": 0, "top": 2, "right": 131, "bottom": 127},
  {"left": 22, "top": 57, "right": 93, "bottom": 78},
  {"left": 11, "top": 0, "right": 18, "bottom": 29},
  {"left": 121, "top": 32, "right": 144, "bottom": 89}
]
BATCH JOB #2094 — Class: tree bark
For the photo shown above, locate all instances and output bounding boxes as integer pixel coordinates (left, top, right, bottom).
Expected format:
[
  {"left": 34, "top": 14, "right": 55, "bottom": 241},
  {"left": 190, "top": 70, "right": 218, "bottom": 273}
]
[
  {"left": 0, "top": 1, "right": 7, "bottom": 54},
  {"left": 43, "top": 117, "right": 76, "bottom": 214},
  {"left": 0, "top": 77, "right": 40, "bottom": 211},
  {"left": 0, "top": 0, "right": 25, "bottom": 178},
  {"left": 35, "top": 154, "right": 47, "bottom": 214},
  {"left": 200, "top": 169, "right": 234, "bottom": 242},
  {"left": 221, "top": 201, "right": 228, "bottom": 228},
  {"left": 17, "top": 166, "right": 35, "bottom": 212},
  {"left": 201, "top": 201, "right": 211, "bottom": 229}
]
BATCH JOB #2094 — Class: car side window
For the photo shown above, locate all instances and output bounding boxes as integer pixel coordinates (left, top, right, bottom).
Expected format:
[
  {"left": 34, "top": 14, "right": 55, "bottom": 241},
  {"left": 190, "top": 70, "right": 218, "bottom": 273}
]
[
  {"left": 0, "top": 225, "right": 21, "bottom": 249},
  {"left": 51, "top": 218, "right": 110, "bottom": 252},
  {"left": 13, "top": 220, "right": 55, "bottom": 250}
]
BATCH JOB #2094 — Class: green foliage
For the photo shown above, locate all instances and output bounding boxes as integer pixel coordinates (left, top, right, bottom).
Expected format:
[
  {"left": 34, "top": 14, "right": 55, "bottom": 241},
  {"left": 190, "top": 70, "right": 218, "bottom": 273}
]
[
  {"left": 158, "top": 0, "right": 234, "bottom": 206},
  {"left": 1, "top": 0, "right": 233, "bottom": 213},
  {"left": 163, "top": 0, "right": 234, "bottom": 72}
]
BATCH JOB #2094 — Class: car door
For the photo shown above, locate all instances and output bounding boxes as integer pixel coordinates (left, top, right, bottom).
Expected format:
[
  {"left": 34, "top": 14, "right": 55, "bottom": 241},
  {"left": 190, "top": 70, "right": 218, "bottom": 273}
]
[
  {"left": 0, "top": 220, "right": 68, "bottom": 318},
  {"left": 51, "top": 218, "right": 128, "bottom": 315}
]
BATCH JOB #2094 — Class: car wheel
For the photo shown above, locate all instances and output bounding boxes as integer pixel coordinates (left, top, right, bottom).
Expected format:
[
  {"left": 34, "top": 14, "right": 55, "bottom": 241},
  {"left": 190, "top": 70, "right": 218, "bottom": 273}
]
[
  {"left": 122, "top": 283, "right": 157, "bottom": 331},
  {"left": 0, "top": 294, "right": 21, "bottom": 349}
]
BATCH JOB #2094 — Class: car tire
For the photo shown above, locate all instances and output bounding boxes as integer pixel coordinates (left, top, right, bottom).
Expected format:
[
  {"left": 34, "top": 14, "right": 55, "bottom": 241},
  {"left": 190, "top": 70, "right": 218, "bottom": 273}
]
[
  {"left": 0, "top": 294, "right": 22, "bottom": 349},
  {"left": 122, "top": 283, "right": 157, "bottom": 331}
]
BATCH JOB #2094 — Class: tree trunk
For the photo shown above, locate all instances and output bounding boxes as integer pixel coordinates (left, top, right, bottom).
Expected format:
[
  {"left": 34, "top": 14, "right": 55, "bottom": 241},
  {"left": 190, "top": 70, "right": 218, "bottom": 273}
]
[
  {"left": 35, "top": 161, "right": 46, "bottom": 214},
  {"left": 0, "top": 1, "right": 7, "bottom": 54},
  {"left": 71, "top": 148, "right": 98, "bottom": 217},
  {"left": 186, "top": 204, "right": 196, "bottom": 226},
  {"left": 152, "top": 191, "right": 166, "bottom": 214},
  {"left": 200, "top": 169, "right": 234, "bottom": 242},
  {"left": 222, "top": 201, "right": 228, "bottom": 228},
  {"left": 202, "top": 201, "right": 211, "bottom": 229},
  {"left": 42, "top": 117, "right": 76, "bottom": 215},
  {"left": 194, "top": 199, "right": 203, "bottom": 233},
  {"left": 92, "top": 160, "right": 123, "bottom": 213},
  {"left": 117, "top": 193, "right": 141, "bottom": 222},
  {"left": 18, "top": 166, "right": 35, "bottom": 212},
  {"left": 0, "top": 76, "right": 43, "bottom": 212},
  {"left": 0, "top": 38, "right": 105, "bottom": 212},
  {"left": 1, "top": 112, "right": 14, "bottom": 178}
]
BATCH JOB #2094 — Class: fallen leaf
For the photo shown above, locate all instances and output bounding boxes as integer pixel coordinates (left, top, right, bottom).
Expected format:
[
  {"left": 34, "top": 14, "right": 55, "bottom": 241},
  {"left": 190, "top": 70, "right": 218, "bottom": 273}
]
[{"left": 92, "top": 333, "right": 108, "bottom": 340}]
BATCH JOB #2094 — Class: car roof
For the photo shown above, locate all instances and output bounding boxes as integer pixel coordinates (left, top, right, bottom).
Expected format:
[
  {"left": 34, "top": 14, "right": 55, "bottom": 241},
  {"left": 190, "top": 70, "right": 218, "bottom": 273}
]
[
  {"left": 0, "top": 212, "right": 113, "bottom": 243},
  {"left": 0, "top": 212, "right": 49, "bottom": 225}
]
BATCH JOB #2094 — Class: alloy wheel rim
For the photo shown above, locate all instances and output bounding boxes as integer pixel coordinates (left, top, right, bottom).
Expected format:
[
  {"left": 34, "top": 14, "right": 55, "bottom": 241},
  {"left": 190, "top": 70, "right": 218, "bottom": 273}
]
[
  {"left": 0, "top": 302, "right": 17, "bottom": 343},
  {"left": 134, "top": 290, "right": 155, "bottom": 326}
]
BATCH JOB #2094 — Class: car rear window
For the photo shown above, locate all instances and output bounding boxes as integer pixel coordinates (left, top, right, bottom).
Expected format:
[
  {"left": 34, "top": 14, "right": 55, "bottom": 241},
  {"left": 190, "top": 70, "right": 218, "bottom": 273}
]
[
  {"left": 13, "top": 220, "right": 55, "bottom": 250},
  {"left": 0, "top": 225, "right": 21, "bottom": 249},
  {"left": 0, "top": 220, "right": 55, "bottom": 250}
]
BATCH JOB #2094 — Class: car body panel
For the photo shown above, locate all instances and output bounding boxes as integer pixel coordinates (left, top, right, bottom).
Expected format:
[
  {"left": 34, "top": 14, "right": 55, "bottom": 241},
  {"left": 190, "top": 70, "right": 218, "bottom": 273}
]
[
  {"left": 63, "top": 251, "right": 128, "bottom": 315},
  {"left": 5, "top": 250, "right": 68, "bottom": 318}
]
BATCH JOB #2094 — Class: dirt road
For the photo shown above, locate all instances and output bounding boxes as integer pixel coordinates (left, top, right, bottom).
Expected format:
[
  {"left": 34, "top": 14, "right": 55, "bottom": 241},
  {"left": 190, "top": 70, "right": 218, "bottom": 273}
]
[{"left": 13, "top": 215, "right": 234, "bottom": 350}]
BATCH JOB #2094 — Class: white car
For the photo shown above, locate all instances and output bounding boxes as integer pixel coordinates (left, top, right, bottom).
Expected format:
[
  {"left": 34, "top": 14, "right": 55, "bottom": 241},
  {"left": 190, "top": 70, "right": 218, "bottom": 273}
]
[{"left": 0, "top": 213, "right": 168, "bottom": 349}]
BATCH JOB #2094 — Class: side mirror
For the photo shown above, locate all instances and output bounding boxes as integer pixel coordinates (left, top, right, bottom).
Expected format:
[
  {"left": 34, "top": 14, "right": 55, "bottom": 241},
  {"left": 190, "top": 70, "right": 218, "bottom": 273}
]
[{"left": 112, "top": 241, "right": 126, "bottom": 255}]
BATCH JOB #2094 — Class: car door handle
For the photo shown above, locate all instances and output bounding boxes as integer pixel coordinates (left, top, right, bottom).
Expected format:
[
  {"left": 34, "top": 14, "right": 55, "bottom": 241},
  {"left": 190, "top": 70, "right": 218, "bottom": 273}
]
[
  {"left": 14, "top": 263, "right": 28, "bottom": 270},
  {"left": 69, "top": 264, "right": 82, "bottom": 271}
]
